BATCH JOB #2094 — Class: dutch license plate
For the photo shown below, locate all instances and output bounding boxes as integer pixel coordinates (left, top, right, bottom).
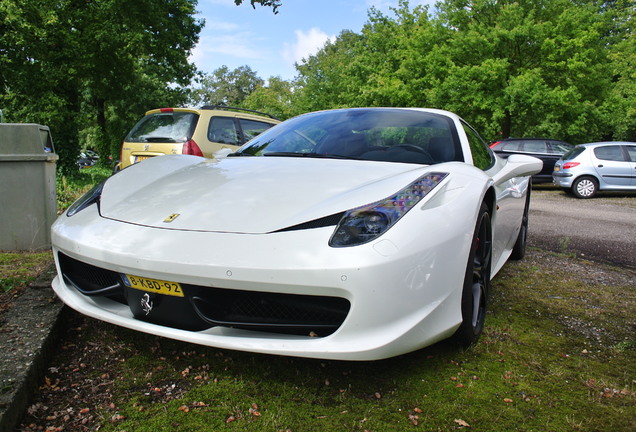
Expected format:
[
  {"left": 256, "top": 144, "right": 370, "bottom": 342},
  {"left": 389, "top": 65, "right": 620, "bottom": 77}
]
[
  {"left": 134, "top": 156, "right": 151, "bottom": 163},
  {"left": 121, "top": 274, "right": 184, "bottom": 297}
]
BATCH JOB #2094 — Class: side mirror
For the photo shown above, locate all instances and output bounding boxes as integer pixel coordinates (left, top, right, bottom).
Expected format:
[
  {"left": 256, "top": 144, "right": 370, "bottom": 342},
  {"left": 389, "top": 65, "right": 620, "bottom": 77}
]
[{"left": 492, "top": 154, "right": 543, "bottom": 184}]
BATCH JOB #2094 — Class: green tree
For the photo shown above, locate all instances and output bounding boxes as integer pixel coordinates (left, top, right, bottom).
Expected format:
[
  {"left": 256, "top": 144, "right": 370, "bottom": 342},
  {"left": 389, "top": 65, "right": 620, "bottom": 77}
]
[
  {"left": 1, "top": 0, "right": 202, "bottom": 174},
  {"left": 293, "top": 1, "right": 443, "bottom": 111},
  {"left": 190, "top": 66, "right": 264, "bottom": 107},
  {"left": 599, "top": 0, "right": 635, "bottom": 141},
  {"left": 349, "top": 1, "right": 442, "bottom": 107},
  {"left": 242, "top": 77, "right": 296, "bottom": 120},
  {"left": 290, "top": 0, "right": 627, "bottom": 144},
  {"left": 429, "top": 0, "right": 612, "bottom": 142},
  {"left": 294, "top": 30, "right": 367, "bottom": 112}
]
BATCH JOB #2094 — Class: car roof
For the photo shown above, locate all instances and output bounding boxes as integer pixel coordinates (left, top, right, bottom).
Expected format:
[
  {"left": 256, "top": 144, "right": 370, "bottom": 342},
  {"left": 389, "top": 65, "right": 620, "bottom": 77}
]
[
  {"left": 144, "top": 106, "right": 280, "bottom": 121},
  {"left": 499, "top": 137, "right": 568, "bottom": 142},
  {"left": 578, "top": 141, "right": 636, "bottom": 147}
]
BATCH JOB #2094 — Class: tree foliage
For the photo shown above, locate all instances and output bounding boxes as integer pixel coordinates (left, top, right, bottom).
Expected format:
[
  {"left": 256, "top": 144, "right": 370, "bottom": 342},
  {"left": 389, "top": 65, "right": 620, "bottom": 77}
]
[
  {"left": 292, "top": 0, "right": 635, "bottom": 143},
  {"left": 242, "top": 77, "right": 296, "bottom": 120},
  {"left": 1, "top": 0, "right": 634, "bottom": 175},
  {"left": 1, "top": 0, "right": 202, "bottom": 173},
  {"left": 190, "top": 66, "right": 264, "bottom": 107}
]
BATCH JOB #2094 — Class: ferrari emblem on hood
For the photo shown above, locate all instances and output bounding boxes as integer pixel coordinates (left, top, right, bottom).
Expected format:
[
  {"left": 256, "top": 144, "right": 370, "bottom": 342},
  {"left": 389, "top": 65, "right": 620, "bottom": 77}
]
[{"left": 163, "top": 213, "right": 180, "bottom": 223}]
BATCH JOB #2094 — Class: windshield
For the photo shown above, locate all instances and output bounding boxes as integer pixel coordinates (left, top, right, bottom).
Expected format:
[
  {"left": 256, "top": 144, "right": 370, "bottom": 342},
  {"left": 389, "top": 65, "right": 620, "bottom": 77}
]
[
  {"left": 126, "top": 112, "right": 198, "bottom": 143},
  {"left": 232, "top": 109, "right": 463, "bottom": 165}
]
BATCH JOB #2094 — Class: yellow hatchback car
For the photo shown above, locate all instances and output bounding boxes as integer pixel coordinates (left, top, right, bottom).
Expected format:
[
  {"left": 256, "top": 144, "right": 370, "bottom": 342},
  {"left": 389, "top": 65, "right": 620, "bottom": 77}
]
[{"left": 117, "top": 106, "right": 279, "bottom": 170}]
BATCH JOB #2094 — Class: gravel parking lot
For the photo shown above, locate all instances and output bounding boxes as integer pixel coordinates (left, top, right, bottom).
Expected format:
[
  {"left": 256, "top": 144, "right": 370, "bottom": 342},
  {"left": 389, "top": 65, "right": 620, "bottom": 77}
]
[{"left": 528, "top": 188, "right": 636, "bottom": 269}]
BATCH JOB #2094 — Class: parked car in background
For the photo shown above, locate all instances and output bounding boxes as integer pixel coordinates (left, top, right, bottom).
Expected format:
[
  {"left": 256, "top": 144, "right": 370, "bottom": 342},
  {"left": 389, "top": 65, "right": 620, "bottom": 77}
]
[
  {"left": 553, "top": 142, "right": 636, "bottom": 198},
  {"left": 115, "top": 106, "right": 280, "bottom": 171},
  {"left": 51, "top": 107, "right": 542, "bottom": 360},
  {"left": 77, "top": 149, "right": 99, "bottom": 168},
  {"left": 490, "top": 138, "right": 573, "bottom": 183}
]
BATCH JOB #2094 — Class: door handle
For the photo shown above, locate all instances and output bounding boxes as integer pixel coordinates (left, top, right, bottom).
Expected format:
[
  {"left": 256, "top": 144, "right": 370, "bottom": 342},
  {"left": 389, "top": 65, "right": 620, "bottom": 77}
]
[{"left": 597, "top": 164, "right": 604, "bottom": 167}]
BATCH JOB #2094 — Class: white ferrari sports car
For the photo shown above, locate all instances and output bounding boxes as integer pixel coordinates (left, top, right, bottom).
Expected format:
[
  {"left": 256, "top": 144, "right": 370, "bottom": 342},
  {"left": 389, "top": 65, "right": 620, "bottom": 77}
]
[{"left": 51, "top": 108, "right": 541, "bottom": 360}]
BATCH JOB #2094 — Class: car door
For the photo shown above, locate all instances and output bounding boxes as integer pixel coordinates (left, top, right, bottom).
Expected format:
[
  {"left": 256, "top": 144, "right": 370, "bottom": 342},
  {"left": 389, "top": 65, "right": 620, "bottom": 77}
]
[
  {"left": 592, "top": 145, "right": 632, "bottom": 187},
  {"left": 626, "top": 145, "right": 636, "bottom": 188}
]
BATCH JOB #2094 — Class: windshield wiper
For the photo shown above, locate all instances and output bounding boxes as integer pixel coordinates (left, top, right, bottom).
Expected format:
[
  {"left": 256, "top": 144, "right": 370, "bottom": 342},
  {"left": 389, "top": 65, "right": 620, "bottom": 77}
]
[
  {"left": 263, "top": 152, "right": 360, "bottom": 160},
  {"left": 262, "top": 151, "right": 312, "bottom": 157},
  {"left": 227, "top": 152, "right": 254, "bottom": 157}
]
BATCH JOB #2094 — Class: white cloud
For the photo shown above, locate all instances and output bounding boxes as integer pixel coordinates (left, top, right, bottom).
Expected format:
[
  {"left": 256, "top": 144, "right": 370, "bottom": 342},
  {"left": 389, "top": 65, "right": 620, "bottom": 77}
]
[
  {"left": 281, "top": 28, "right": 336, "bottom": 68},
  {"left": 189, "top": 30, "right": 269, "bottom": 74},
  {"left": 202, "top": 19, "right": 240, "bottom": 32}
]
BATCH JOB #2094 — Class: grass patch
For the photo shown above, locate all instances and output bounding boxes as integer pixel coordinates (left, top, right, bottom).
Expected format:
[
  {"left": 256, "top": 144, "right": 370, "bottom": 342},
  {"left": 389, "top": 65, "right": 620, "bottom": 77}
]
[
  {"left": 56, "top": 165, "right": 111, "bottom": 213},
  {"left": 0, "top": 251, "right": 52, "bottom": 293},
  {"left": 18, "top": 250, "right": 635, "bottom": 431}
]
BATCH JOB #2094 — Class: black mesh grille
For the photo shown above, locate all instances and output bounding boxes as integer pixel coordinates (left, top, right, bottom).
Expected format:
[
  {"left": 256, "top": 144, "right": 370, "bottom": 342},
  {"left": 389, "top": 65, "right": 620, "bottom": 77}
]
[
  {"left": 190, "top": 288, "right": 350, "bottom": 336},
  {"left": 58, "top": 252, "right": 124, "bottom": 299}
]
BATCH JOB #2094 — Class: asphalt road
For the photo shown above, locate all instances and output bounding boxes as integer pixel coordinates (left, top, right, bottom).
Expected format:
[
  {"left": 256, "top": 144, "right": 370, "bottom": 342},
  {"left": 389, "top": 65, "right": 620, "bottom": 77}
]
[{"left": 528, "top": 188, "right": 636, "bottom": 269}]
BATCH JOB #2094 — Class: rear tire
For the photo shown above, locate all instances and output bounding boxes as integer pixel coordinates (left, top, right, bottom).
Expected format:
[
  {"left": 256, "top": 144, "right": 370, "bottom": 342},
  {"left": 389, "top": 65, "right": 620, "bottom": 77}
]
[
  {"left": 453, "top": 202, "right": 492, "bottom": 347},
  {"left": 571, "top": 176, "right": 598, "bottom": 199}
]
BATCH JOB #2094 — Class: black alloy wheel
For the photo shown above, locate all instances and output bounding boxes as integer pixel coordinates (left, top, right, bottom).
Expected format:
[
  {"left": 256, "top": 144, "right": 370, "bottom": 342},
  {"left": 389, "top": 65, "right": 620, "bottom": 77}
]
[{"left": 454, "top": 202, "right": 492, "bottom": 347}]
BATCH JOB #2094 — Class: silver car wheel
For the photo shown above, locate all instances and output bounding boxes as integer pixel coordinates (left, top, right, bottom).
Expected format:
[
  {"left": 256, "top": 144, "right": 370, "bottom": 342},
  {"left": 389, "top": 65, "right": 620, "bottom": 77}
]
[{"left": 573, "top": 176, "right": 598, "bottom": 199}]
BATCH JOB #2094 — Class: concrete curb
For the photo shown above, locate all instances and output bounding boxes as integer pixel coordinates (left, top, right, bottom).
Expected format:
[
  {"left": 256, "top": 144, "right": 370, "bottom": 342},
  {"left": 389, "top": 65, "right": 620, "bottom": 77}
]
[{"left": 0, "top": 264, "right": 65, "bottom": 432}]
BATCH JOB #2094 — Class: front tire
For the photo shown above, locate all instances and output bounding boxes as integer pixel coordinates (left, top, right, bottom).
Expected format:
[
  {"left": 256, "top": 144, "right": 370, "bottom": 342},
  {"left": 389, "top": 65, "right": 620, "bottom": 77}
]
[
  {"left": 454, "top": 202, "right": 492, "bottom": 347},
  {"left": 571, "top": 176, "right": 598, "bottom": 199}
]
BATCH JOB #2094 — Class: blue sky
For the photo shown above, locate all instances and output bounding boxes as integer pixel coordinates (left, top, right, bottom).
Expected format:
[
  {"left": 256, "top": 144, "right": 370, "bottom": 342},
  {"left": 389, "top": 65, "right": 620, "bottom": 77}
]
[{"left": 191, "top": 0, "right": 436, "bottom": 81}]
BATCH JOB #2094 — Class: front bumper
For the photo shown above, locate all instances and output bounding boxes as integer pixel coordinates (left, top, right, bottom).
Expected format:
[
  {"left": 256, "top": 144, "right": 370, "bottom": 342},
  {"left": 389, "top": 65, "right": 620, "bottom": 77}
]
[{"left": 51, "top": 201, "right": 470, "bottom": 360}]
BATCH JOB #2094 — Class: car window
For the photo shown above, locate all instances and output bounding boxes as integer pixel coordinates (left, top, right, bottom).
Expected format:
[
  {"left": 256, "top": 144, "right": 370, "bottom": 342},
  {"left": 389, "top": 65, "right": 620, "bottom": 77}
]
[
  {"left": 239, "top": 119, "right": 276, "bottom": 142},
  {"left": 501, "top": 141, "right": 522, "bottom": 151},
  {"left": 626, "top": 146, "right": 636, "bottom": 162},
  {"left": 594, "top": 145, "right": 625, "bottom": 161},
  {"left": 462, "top": 123, "right": 494, "bottom": 170},
  {"left": 126, "top": 112, "right": 197, "bottom": 143},
  {"left": 549, "top": 142, "right": 572, "bottom": 154},
  {"left": 522, "top": 140, "right": 547, "bottom": 153},
  {"left": 563, "top": 146, "right": 585, "bottom": 160},
  {"left": 208, "top": 117, "right": 239, "bottom": 145}
]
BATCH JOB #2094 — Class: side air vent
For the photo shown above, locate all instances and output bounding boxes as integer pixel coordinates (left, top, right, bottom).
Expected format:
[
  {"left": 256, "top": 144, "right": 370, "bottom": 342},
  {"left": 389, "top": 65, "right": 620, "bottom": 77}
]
[
  {"left": 58, "top": 253, "right": 124, "bottom": 299},
  {"left": 275, "top": 212, "right": 345, "bottom": 233}
]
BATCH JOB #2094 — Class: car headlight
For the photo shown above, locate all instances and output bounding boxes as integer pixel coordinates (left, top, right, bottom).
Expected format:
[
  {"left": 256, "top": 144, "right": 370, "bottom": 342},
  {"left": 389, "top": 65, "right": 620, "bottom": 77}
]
[
  {"left": 66, "top": 181, "right": 105, "bottom": 217},
  {"left": 329, "top": 172, "right": 448, "bottom": 247}
]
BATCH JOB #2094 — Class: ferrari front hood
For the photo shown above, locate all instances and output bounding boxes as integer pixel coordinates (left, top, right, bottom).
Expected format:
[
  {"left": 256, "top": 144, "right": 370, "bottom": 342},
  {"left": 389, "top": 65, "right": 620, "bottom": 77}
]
[{"left": 100, "top": 156, "right": 433, "bottom": 233}]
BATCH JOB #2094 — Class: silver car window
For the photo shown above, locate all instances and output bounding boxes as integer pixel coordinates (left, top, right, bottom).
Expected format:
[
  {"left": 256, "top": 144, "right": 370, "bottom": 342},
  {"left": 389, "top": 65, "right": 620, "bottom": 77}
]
[{"left": 594, "top": 145, "right": 625, "bottom": 162}]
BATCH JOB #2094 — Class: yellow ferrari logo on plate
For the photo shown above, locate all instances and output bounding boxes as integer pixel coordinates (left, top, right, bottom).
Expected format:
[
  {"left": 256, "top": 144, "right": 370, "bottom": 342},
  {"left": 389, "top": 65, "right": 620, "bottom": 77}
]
[{"left": 163, "top": 213, "right": 180, "bottom": 223}]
